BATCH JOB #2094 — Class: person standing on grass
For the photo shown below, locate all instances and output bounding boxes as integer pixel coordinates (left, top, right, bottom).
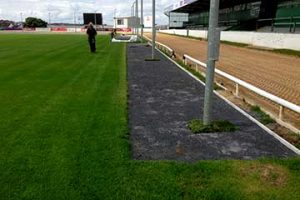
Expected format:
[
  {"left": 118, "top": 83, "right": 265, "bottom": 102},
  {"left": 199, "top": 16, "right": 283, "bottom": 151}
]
[
  {"left": 110, "top": 29, "right": 117, "bottom": 42},
  {"left": 86, "top": 22, "right": 97, "bottom": 53}
]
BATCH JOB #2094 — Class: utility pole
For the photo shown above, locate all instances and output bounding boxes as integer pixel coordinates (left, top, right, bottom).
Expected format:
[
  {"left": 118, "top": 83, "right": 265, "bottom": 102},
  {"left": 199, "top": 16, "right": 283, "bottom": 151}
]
[
  {"left": 141, "top": 0, "right": 144, "bottom": 39},
  {"left": 94, "top": 12, "right": 97, "bottom": 27},
  {"left": 114, "top": 9, "right": 117, "bottom": 29},
  {"left": 203, "top": 0, "right": 221, "bottom": 125},
  {"left": 131, "top": 2, "right": 135, "bottom": 34},
  {"left": 74, "top": 11, "right": 76, "bottom": 32},
  {"left": 151, "top": 0, "right": 156, "bottom": 59},
  {"left": 135, "top": 0, "right": 139, "bottom": 36}
]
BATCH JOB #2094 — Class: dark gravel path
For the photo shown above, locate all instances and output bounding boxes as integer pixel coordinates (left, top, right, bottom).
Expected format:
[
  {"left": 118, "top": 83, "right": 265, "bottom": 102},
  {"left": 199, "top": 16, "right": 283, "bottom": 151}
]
[{"left": 127, "top": 44, "right": 296, "bottom": 162}]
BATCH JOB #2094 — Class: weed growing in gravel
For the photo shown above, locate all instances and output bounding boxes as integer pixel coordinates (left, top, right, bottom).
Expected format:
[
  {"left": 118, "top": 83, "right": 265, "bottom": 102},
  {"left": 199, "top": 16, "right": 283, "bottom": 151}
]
[
  {"left": 188, "top": 119, "right": 238, "bottom": 133},
  {"left": 175, "top": 59, "right": 223, "bottom": 90},
  {"left": 251, "top": 106, "right": 275, "bottom": 125}
]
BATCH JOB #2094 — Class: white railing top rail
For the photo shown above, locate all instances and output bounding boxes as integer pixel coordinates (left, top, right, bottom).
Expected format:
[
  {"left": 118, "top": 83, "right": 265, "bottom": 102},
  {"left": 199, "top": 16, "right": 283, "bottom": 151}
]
[
  {"left": 155, "top": 41, "right": 174, "bottom": 54},
  {"left": 183, "top": 54, "right": 300, "bottom": 114},
  {"left": 144, "top": 35, "right": 174, "bottom": 54}
]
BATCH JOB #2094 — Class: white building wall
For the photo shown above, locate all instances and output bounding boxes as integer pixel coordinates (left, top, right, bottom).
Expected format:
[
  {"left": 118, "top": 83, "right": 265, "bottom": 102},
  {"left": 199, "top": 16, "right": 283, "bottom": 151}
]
[{"left": 114, "top": 18, "right": 129, "bottom": 29}]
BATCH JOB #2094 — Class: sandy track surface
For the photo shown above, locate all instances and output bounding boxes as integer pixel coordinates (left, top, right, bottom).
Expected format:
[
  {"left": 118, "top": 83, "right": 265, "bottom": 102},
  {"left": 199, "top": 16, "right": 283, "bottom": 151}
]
[{"left": 145, "top": 33, "right": 300, "bottom": 106}]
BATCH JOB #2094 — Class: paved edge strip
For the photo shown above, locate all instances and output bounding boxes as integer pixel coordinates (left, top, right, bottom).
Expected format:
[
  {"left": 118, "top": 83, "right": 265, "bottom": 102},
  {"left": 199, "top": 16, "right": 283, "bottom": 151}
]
[{"left": 154, "top": 46, "right": 300, "bottom": 156}]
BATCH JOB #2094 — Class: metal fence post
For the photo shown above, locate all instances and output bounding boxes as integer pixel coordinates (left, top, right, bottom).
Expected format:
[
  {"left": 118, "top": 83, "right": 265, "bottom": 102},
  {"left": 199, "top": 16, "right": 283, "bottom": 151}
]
[
  {"left": 136, "top": 0, "right": 139, "bottom": 36},
  {"left": 271, "top": 19, "right": 274, "bottom": 32},
  {"left": 152, "top": 0, "right": 156, "bottom": 59},
  {"left": 203, "top": 0, "right": 220, "bottom": 125},
  {"left": 141, "top": 0, "right": 144, "bottom": 39}
]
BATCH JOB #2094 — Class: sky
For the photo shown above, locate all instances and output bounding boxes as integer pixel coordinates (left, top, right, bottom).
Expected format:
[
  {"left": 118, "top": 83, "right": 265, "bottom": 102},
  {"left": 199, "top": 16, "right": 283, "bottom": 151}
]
[{"left": 0, "top": 0, "right": 178, "bottom": 25}]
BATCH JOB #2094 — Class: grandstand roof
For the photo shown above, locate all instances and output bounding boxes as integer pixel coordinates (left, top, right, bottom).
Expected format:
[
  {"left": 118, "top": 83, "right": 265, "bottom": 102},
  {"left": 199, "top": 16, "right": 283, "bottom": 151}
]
[{"left": 164, "top": 0, "right": 261, "bottom": 14}]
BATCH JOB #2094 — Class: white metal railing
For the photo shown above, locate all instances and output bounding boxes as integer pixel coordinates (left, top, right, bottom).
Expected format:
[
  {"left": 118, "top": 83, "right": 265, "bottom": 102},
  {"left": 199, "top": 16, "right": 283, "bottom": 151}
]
[
  {"left": 183, "top": 54, "right": 300, "bottom": 122},
  {"left": 144, "top": 35, "right": 174, "bottom": 57},
  {"left": 156, "top": 41, "right": 174, "bottom": 56},
  {"left": 144, "top": 36, "right": 299, "bottom": 131}
]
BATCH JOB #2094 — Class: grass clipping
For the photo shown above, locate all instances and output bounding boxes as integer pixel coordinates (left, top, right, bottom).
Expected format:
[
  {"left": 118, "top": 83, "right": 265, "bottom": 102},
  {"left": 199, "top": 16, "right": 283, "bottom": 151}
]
[{"left": 188, "top": 119, "right": 238, "bottom": 134}]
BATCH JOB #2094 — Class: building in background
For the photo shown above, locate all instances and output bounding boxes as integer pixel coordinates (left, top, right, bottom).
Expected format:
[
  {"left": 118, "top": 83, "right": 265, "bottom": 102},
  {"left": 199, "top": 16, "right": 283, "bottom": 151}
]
[
  {"left": 113, "top": 16, "right": 140, "bottom": 30},
  {"left": 144, "top": 16, "right": 153, "bottom": 28},
  {"left": 164, "top": 0, "right": 300, "bottom": 32}
]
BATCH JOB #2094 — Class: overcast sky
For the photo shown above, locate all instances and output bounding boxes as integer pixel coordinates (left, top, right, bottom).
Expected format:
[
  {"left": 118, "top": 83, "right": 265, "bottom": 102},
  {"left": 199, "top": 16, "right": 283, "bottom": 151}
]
[{"left": 0, "top": 0, "right": 178, "bottom": 25}]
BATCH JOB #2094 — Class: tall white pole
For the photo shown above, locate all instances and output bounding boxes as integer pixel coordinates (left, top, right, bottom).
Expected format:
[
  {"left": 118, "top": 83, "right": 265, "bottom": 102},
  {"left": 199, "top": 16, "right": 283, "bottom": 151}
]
[
  {"left": 203, "top": 0, "right": 221, "bottom": 125},
  {"left": 141, "top": 0, "right": 144, "bottom": 39},
  {"left": 152, "top": 0, "right": 156, "bottom": 59}
]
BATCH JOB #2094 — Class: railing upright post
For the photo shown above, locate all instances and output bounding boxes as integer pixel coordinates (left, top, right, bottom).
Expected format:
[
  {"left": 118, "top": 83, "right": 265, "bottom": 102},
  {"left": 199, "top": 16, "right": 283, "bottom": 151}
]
[
  {"left": 271, "top": 19, "right": 274, "bottom": 32},
  {"left": 279, "top": 106, "right": 284, "bottom": 121},
  {"left": 290, "top": 17, "right": 293, "bottom": 33},
  {"left": 235, "top": 83, "right": 239, "bottom": 97}
]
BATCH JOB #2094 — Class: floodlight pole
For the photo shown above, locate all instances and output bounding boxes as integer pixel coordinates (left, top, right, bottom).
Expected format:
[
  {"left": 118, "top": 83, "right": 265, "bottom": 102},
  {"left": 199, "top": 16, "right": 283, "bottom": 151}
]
[
  {"left": 94, "top": 12, "right": 97, "bottom": 27},
  {"left": 20, "top": 12, "right": 23, "bottom": 31},
  {"left": 48, "top": 12, "right": 51, "bottom": 27},
  {"left": 141, "top": 0, "right": 144, "bottom": 39},
  {"left": 135, "top": 0, "right": 139, "bottom": 36},
  {"left": 114, "top": 9, "right": 117, "bottom": 29},
  {"left": 74, "top": 12, "right": 76, "bottom": 32},
  {"left": 203, "top": 0, "right": 221, "bottom": 125},
  {"left": 152, "top": 0, "right": 156, "bottom": 59},
  {"left": 132, "top": 2, "right": 136, "bottom": 34}
]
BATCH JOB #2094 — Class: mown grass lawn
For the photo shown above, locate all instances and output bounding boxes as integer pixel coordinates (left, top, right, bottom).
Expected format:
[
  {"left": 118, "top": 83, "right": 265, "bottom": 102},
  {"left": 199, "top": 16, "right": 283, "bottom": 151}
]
[{"left": 0, "top": 33, "right": 300, "bottom": 200}]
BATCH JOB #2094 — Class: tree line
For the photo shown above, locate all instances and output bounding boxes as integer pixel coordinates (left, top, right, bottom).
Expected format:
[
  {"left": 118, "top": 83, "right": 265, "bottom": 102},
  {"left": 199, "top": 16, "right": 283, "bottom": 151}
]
[{"left": 0, "top": 17, "right": 47, "bottom": 28}]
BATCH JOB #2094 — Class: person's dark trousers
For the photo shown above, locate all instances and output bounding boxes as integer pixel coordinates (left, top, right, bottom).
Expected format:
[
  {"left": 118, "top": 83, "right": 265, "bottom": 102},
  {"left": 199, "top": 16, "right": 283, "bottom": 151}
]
[{"left": 89, "top": 37, "right": 96, "bottom": 53}]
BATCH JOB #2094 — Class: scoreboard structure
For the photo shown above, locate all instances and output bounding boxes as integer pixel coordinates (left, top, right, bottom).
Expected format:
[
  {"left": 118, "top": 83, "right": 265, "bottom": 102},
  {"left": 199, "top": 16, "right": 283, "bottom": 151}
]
[{"left": 83, "top": 13, "right": 103, "bottom": 25}]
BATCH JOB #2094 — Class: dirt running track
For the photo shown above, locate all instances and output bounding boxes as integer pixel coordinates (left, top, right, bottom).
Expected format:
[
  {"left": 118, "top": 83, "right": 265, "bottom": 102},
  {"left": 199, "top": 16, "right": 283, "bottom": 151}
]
[{"left": 145, "top": 33, "right": 300, "bottom": 106}]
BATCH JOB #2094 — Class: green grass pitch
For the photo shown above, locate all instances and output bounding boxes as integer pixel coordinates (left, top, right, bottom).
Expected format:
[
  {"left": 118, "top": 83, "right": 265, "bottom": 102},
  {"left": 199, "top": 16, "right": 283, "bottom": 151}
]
[{"left": 0, "top": 33, "right": 300, "bottom": 200}]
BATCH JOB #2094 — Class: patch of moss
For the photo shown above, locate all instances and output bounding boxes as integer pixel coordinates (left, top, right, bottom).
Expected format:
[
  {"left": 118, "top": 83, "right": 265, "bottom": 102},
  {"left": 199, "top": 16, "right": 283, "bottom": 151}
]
[
  {"left": 145, "top": 58, "right": 160, "bottom": 61},
  {"left": 188, "top": 119, "right": 238, "bottom": 134},
  {"left": 272, "top": 49, "right": 300, "bottom": 57}
]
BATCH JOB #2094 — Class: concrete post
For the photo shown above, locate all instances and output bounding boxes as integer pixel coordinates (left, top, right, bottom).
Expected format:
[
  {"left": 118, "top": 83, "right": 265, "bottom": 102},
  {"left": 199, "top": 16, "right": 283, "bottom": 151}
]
[
  {"left": 152, "top": 0, "right": 156, "bottom": 59},
  {"left": 203, "top": 0, "right": 221, "bottom": 125}
]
